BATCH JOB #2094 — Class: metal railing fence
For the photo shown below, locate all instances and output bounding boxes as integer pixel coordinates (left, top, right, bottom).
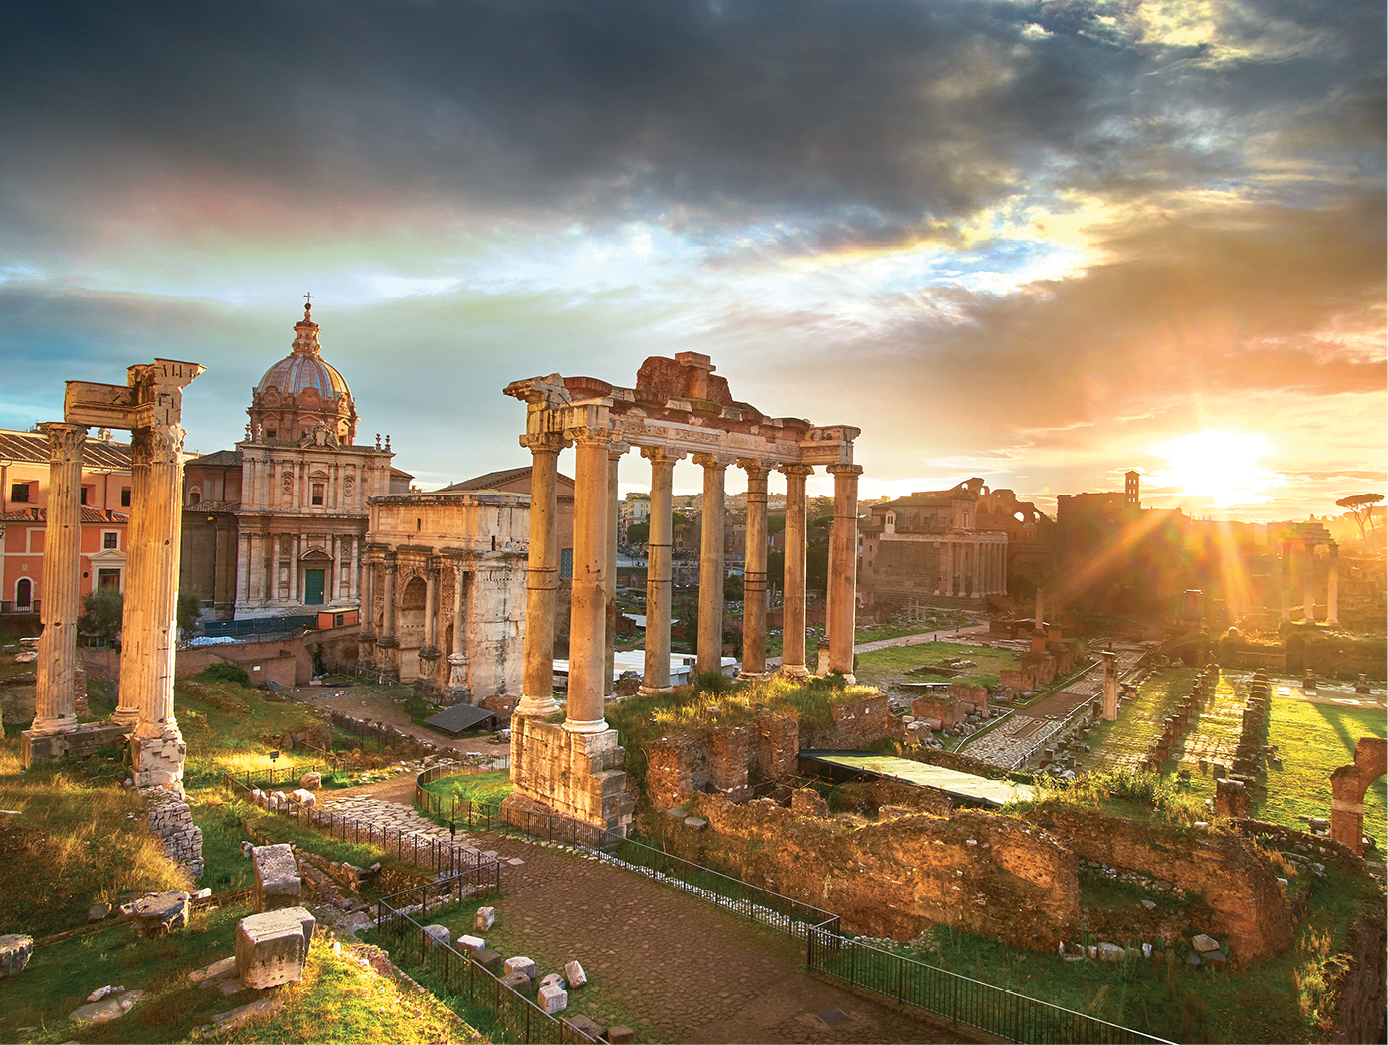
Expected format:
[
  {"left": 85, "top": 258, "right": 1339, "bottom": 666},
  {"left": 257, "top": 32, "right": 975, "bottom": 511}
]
[{"left": 806, "top": 927, "right": 1174, "bottom": 1045}]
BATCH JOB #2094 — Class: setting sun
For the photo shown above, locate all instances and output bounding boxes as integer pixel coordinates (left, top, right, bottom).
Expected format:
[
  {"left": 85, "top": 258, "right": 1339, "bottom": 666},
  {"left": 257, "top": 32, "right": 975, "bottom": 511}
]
[{"left": 1149, "top": 430, "right": 1280, "bottom": 508}]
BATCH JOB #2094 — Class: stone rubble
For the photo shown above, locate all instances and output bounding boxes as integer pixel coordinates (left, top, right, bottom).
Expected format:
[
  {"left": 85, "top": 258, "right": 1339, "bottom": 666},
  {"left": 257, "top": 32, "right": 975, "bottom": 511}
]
[{"left": 144, "top": 787, "right": 204, "bottom": 879}]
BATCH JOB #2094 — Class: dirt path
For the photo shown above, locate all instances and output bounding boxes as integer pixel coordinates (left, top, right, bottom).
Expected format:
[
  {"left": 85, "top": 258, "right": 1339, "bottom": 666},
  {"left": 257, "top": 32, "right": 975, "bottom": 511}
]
[{"left": 467, "top": 835, "right": 993, "bottom": 1045}]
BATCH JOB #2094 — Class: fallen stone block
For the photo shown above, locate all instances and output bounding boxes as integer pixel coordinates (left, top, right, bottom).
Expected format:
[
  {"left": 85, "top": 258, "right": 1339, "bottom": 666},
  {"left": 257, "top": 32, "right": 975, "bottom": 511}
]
[
  {"left": 565, "top": 1014, "right": 606, "bottom": 1041},
  {"left": 538, "top": 972, "right": 565, "bottom": 990},
  {"left": 474, "top": 906, "right": 495, "bottom": 930},
  {"left": 88, "top": 902, "right": 112, "bottom": 923},
  {"left": 211, "top": 996, "right": 284, "bottom": 1030},
  {"left": 70, "top": 989, "right": 143, "bottom": 1024},
  {"left": 1096, "top": 943, "right": 1124, "bottom": 962},
  {"left": 504, "top": 955, "right": 536, "bottom": 979},
  {"left": 252, "top": 844, "right": 302, "bottom": 913},
  {"left": 235, "top": 906, "right": 316, "bottom": 990},
  {"left": 499, "top": 971, "right": 532, "bottom": 994},
  {"left": 270, "top": 790, "right": 289, "bottom": 810},
  {"left": 473, "top": 947, "right": 504, "bottom": 974},
  {"left": 538, "top": 982, "right": 568, "bottom": 1014},
  {"left": 1192, "top": 933, "right": 1220, "bottom": 952},
  {"left": 291, "top": 788, "right": 316, "bottom": 809},
  {"left": 456, "top": 934, "right": 484, "bottom": 952},
  {"left": 132, "top": 890, "right": 190, "bottom": 937},
  {"left": 299, "top": 771, "right": 322, "bottom": 790},
  {"left": 423, "top": 924, "right": 451, "bottom": 948},
  {"left": 607, "top": 1024, "right": 636, "bottom": 1044},
  {"left": 191, "top": 956, "right": 238, "bottom": 986},
  {"left": 564, "top": 959, "right": 587, "bottom": 988}
]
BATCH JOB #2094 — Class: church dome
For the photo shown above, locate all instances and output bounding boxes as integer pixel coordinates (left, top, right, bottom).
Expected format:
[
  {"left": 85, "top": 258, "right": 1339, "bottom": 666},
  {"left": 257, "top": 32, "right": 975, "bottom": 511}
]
[{"left": 247, "top": 300, "right": 359, "bottom": 445}]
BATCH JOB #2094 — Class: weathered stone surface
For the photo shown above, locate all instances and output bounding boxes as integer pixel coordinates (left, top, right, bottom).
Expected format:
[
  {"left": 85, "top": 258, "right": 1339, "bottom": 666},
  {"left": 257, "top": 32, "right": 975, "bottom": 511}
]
[
  {"left": 299, "top": 771, "right": 322, "bottom": 790},
  {"left": 564, "top": 959, "right": 587, "bottom": 988},
  {"left": 145, "top": 787, "right": 204, "bottom": 879},
  {"left": 504, "top": 955, "right": 537, "bottom": 979},
  {"left": 538, "top": 972, "right": 565, "bottom": 990},
  {"left": 88, "top": 902, "right": 111, "bottom": 922},
  {"left": 456, "top": 934, "right": 484, "bottom": 952},
  {"left": 499, "top": 971, "right": 532, "bottom": 994},
  {"left": 191, "top": 956, "right": 238, "bottom": 985},
  {"left": 565, "top": 1014, "right": 606, "bottom": 1040},
  {"left": 252, "top": 844, "right": 302, "bottom": 913},
  {"left": 0, "top": 935, "right": 33, "bottom": 979},
  {"left": 473, "top": 947, "right": 504, "bottom": 974},
  {"left": 474, "top": 906, "right": 495, "bottom": 930},
  {"left": 235, "top": 907, "right": 315, "bottom": 990},
  {"left": 423, "top": 924, "right": 450, "bottom": 948},
  {"left": 608, "top": 1024, "right": 636, "bottom": 1044},
  {"left": 210, "top": 996, "right": 284, "bottom": 1030},
  {"left": 538, "top": 982, "right": 568, "bottom": 1014},
  {"left": 132, "top": 890, "right": 190, "bottom": 937},
  {"left": 291, "top": 788, "right": 316, "bottom": 809},
  {"left": 1192, "top": 933, "right": 1220, "bottom": 952},
  {"left": 70, "top": 989, "right": 143, "bottom": 1023},
  {"left": 1096, "top": 943, "right": 1124, "bottom": 962}
]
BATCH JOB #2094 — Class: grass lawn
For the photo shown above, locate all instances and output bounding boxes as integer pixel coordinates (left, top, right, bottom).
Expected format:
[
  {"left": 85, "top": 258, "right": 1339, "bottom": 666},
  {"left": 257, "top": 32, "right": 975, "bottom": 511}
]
[
  {"left": 418, "top": 770, "right": 515, "bottom": 811},
  {"left": 854, "top": 640, "right": 1019, "bottom": 691}
]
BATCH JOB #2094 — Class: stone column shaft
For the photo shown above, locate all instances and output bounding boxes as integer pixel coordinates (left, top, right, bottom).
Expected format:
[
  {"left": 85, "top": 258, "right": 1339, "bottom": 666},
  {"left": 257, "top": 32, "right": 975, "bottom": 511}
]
[
  {"left": 1280, "top": 541, "right": 1292, "bottom": 622},
  {"left": 604, "top": 444, "right": 627, "bottom": 697},
  {"left": 826, "top": 464, "right": 861, "bottom": 681},
  {"left": 114, "top": 439, "right": 152, "bottom": 727},
  {"left": 641, "top": 447, "right": 681, "bottom": 694},
  {"left": 517, "top": 438, "right": 565, "bottom": 716},
  {"left": 566, "top": 429, "right": 611, "bottom": 732},
  {"left": 32, "top": 423, "right": 86, "bottom": 735},
  {"left": 779, "top": 465, "right": 811, "bottom": 678},
  {"left": 1327, "top": 545, "right": 1339, "bottom": 625},
  {"left": 379, "top": 553, "right": 399, "bottom": 679},
  {"left": 1303, "top": 539, "right": 1317, "bottom": 622},
  {"left": 423, "top": 561, "right": 439, "bottom": 653},
  {"left": 739, "top": 460, "right": 771, "bottom": 678},
  {"left": 447, "top": 557, "right": 469, "bottom": 699},
  {"left": 1101, "top": 650, "right": 1118, "bottom": 721},
  {"left": 694, "top": 454, "right": 730, "bottom": 677}
]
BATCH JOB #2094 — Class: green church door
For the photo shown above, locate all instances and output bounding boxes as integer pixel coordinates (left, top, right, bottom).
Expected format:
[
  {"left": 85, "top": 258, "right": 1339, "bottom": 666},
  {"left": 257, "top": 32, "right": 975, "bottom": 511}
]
[{"left": 304, "top": 569, "right": 325, "bottom": 605}]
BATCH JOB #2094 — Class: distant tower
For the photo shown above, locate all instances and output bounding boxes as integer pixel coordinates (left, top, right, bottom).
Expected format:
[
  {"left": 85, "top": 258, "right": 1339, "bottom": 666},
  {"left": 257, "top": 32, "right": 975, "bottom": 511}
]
[{"left": 1125, "top": 470, "right": 1140, "bottom": 509}]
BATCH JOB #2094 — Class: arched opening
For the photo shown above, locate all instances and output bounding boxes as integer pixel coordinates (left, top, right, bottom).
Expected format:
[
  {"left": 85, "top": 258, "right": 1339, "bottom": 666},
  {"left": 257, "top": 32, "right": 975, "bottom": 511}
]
[
  {"left": 15, "top": 578, "right": 32, "bottom": 610},
  {"left": 398, "top": 576, "right": 428, "bottom": 681},
  {"left": 1330, "top": 737, "right": 1387, "bottom": 854}
]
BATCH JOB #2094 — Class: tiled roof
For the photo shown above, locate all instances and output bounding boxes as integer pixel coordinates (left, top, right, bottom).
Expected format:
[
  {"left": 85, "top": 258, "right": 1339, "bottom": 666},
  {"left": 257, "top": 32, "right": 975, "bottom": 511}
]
[
  {"left": 190, "top": 449, "right": 243, "bottom": 468},
  {"left": 0, "top": 429, "right": 132, "bottom": 470},
  {"left": 390, "top": 466, "right": 415, "bottom": 480},
  {"left": 2, "top": 507, "right": 131, "bottom": 523},
  {"left": 187, "top": 500, "right": 241, "bottom": 513},
  {"left": 439, "top": 467, "right": 575, "bottom": 494}
]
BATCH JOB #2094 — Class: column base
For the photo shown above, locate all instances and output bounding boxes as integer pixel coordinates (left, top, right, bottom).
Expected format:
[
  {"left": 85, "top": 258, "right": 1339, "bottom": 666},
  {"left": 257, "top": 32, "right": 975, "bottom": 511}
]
[
  {"left": 131, "top": 726, "right": 187, "bottom": 792},
  {"left": 27, "top": 714, "right": 78, "bottom": 736},
  {"left": 515, "top": 694, "right": 562, "bottom": 717},
  {"left": 111, "top": 706, "right": 140, "bottom": 727},
  {"left": 778, "top": 665, "right": 810, "bottom": 680},
  {"left": 507, "top": 717, "right": 634, "bottom": 835},
  {"left": 21, "top": 721, "right": 130, "bottom": 768},
  {"left": 564, "top": 715, "right": 610, "bottom": 734},
  {"left": 736, "top": 670, "right": 769, "bottom": 682},
  {"left": 444, "top": 686, "right": 473, "bottom": 706},
  {"left": 638, "top": 685, "right": 674, "bottom": 697}
]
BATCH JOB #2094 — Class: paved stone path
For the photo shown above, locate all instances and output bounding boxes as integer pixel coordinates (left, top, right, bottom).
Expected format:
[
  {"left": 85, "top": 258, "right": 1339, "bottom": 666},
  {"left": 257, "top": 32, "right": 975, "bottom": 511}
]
[{"left": 319, "top": 794, "right": 529, "bottom": 868}]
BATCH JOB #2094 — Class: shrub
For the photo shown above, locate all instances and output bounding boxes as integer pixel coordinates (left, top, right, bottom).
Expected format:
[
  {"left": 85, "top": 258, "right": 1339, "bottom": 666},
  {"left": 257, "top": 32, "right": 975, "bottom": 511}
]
[{"left": 197, "top": 662, "right": 253, "bottom": 687}]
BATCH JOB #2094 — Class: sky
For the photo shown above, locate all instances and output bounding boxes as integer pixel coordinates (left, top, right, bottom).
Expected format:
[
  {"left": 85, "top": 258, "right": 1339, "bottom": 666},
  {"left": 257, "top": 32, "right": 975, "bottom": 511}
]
[{"left": 1, "top": 0, "right": 1383, "bottom": 521}]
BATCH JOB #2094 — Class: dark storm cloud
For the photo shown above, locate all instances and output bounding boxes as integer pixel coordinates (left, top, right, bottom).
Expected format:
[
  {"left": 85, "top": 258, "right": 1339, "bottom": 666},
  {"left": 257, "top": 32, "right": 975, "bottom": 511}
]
[{"left": 3, "top": 0, "right": 1381, "bottom": 250}]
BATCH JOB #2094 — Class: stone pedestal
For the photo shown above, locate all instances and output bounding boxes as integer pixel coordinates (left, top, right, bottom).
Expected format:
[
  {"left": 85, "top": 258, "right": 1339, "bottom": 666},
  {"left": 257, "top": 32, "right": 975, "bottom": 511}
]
[
  {"left": 252, "top": 844, "right": 302, "bottom": 912},
  {"left": 507, "top": 716, "right": 634, "bottom": 833},
  {"left": 235, "top": 907, "right": 316, "bottom": 989},
  {"left": 21, "top": 722, "right": 129, "bottom": 766}
]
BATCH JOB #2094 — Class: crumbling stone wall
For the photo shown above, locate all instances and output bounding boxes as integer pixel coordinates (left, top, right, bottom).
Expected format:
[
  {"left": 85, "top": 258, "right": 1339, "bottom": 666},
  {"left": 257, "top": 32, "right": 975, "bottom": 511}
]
[
  {"left": 669, "top": 797, "right": 1080, "bottom": 952},
  {"left": 799, "top": 694, "right": 895, "bottom": 749},
  {"left": 1019, "top": 807, "right": 1292, "bottom": 962},
  {"left": 145, "top": 787, "right": 203, "bottom": 880}
]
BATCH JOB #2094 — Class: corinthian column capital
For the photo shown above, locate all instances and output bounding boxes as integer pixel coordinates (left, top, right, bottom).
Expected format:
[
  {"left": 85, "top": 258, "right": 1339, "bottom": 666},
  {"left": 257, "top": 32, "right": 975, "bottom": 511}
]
[
  {"left": 40, "top": 422, "right": 87, "bottom": 463},
  {"left": 132, "top": 423, "right": 186, "bottom": 465},
  {"left": 640, "top": 445, "right": 686, "bottom": 467},
  {"left": 520, "top": 431, "right": 571, "bottom": 455},
  {"left": 691, "top": 452, "right": 735, "bottom": 470},
  {"left": 737, "top": 459, "right": 771, "bottom": 483}
]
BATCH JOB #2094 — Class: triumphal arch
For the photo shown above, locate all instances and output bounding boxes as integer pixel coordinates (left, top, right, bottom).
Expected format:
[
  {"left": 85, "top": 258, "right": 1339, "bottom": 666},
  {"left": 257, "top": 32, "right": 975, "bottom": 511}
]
[
  {"left": 22, "top": 359, "right": 203, "bottom": 793},
  {"left": 502, "top": 352, "right": 860, "bottom": 833}
]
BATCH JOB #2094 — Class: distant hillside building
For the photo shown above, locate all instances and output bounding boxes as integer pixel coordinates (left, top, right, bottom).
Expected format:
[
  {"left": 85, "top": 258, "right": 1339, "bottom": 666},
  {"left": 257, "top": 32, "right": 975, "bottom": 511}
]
[{"left": 860, "top": 478, "right": 1009, "bottom": 610}]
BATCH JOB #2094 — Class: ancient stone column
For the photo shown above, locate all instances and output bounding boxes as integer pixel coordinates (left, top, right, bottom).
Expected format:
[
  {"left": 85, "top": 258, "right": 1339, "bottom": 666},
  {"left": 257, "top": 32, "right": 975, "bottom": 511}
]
[
  {"left": 1035, "top": 588, "right": 1045, "bottom": 632},
  {"left": 377, "top": 552, "right": 399, "bottom": 679},
  {"left": 31, "top": 422, "right": 87, "bottom": 735},
  {"left": 1303, "top": 538, "right": 1317, "bottom": 622},
  {"left": 1280, "top": 540, "right": 1292, "bottom": 622},
  {"left": 1327, "top": 544, "right": 1339, "bottom": 625},
  {"left": 825, "top": 464, "right": 861, "bottom": 681},
  {"left": 129, "top": 422, "right": 191, "bottom": 789},
  {"left": 418, "top": 556, "right": 441, "bottom": 690},
  {"left": 446, "top": 554, "right": 469, "bottom": 701},
  {"left": 693, "top": 453, "right": 731, "bottom": 677},
  {"left": 738, "top": 459, "right": 771, "bottom": 679},
  {"left": 604, "top": 442, "right": 628, "bottom": 698},
  {"left": 516, "top": 433, "right": 566, "bottom": 717},
  {"left": 113, "top": 432, "right": 152, "bottom": 728},
  {"left": 565, "top": 426, "right": 611, "bottom": 733},
  {"left": 779, "top": 465, "right": 812, "bottom": 678},
  {"left": 641, "top": 447, "right": 681, "bottom": 694},
  {"left": 1101, "top": 650, "right": 1118, "bottom": 721}
]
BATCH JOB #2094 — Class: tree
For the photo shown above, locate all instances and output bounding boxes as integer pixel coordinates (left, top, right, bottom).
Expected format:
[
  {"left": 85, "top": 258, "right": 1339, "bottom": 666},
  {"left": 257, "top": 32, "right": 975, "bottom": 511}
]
[
  {"left": 626, "top": 520, "right": 650, "bottom": 544},
  {"left": 178, "top": 589, "right": 202, "bottom": 643},
  {"left": 723, "top": 573, "right": 744, "bottom": 602},
  {"left": 1336, "top": 494, "right": 1383, "bottom": 540},
  {"left": 78, "top": 586, "right": 122, "bottom": 647}
]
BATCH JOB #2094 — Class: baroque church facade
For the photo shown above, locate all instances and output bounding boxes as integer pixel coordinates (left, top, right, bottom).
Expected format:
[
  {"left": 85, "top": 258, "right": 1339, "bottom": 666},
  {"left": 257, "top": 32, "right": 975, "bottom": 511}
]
[{"left": 180, "top": 302, "right": 410, "bottom": 620}]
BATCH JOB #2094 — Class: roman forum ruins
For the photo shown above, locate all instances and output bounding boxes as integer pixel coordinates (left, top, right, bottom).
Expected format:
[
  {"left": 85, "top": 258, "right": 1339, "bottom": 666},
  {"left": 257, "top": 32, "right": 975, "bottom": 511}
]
[
  {"left": 21, "top": 359, "right": 203, "bottom": 791},
  {"left": 502, "top": 352, "right": 861, "bottom": 832}
]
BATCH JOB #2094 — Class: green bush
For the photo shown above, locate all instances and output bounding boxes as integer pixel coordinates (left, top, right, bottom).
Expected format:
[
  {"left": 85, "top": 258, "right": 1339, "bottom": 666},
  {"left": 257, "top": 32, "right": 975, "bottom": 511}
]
[{"left": 196, "top": 662, "right": 253, "bottom": 687}]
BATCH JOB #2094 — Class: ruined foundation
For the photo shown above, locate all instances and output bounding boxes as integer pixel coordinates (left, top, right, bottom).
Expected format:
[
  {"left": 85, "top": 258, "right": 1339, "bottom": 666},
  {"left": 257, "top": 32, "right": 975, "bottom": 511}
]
[{"left": 505, "top": 716, "right": 634, "bottom": 834}]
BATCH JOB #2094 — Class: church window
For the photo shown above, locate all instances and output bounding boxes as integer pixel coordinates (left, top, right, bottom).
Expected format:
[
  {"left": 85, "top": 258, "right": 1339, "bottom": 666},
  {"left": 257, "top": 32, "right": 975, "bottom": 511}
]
[
  {"left": 189, "top": 489, "right": 202, "bottom": 505},
  {"left": 266, "top": 429, "right": 277, "bottom": 440},
  {"left": 312, "top": 484, "right": 325, "bottom": 506}
]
